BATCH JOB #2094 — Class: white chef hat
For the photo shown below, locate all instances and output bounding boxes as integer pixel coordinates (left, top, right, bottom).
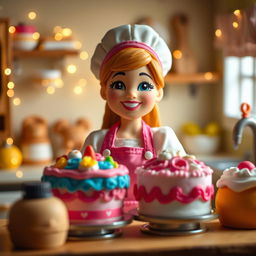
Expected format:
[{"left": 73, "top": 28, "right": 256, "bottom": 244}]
[{"left": 91, "top": 24, "right": 172, "bottom": 79}]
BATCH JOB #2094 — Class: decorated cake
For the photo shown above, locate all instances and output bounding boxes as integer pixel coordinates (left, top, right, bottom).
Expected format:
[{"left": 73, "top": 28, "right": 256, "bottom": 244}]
[
  {"left": 216, "top": 161, "right": 256, "bottom": 229},
  {"left": 134, "top": 152, "right": 214, "bottom": 218},
  {"left": 42, "top": 146, "right": 130, "bottom": 225}
]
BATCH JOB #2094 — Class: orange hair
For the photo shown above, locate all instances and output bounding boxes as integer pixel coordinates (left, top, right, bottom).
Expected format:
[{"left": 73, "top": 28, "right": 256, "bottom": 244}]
[{"left": 100, "top": 47, "right": 164, "bottom": 129}]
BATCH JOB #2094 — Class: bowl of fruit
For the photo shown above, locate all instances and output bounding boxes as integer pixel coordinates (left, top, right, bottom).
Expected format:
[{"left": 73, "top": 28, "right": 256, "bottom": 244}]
[{"left": 181, "top": 122, "right": 221, "bottom": 155}]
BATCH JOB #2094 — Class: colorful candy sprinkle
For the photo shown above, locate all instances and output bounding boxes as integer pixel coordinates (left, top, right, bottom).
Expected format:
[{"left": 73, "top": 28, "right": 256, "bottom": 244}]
[
  {"left": 83, "top": 145, "right": 96, "bottom": 160},
  {"left": 80, "top": 156, "right": 98, "bottom": 168},
  {"left": 54, "top": 156, "right": 67, "bottom": 168}
]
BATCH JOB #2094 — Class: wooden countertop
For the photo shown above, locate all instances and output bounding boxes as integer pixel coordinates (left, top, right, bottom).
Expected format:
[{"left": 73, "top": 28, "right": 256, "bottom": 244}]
[{"left": 1, "top": 219, "right": 256, "bottom": 256}]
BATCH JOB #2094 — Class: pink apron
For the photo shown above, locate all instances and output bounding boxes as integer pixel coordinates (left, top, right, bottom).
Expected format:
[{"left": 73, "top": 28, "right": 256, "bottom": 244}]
[{"left": 100, "top": 120, "right": 156, "bottom": 208}]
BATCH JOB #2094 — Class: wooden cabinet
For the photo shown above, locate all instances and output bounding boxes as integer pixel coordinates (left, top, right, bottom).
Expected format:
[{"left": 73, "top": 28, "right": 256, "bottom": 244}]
[{"left": 0, "top": 19, "right": 11, "bottom": 144}]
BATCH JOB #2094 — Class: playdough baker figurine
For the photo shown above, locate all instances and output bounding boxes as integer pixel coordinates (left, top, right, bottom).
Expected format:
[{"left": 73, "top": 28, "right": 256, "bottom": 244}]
[{"left": 82, "top": 24, "right": 185, "bottom": 207}]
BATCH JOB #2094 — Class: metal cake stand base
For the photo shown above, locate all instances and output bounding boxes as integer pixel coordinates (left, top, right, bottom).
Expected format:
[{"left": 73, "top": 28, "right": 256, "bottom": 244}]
[
  {"left": 131, "top": 209, "right": 218, "bottom": 236},
  {"left": 68, "top": 214, "right": 133, "bottom": 240}
]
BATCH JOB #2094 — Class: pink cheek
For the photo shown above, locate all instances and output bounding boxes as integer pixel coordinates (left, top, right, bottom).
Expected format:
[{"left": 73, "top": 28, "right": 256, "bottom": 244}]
[{"left": 141, "top": 94, "right": 156, "bottom": 106}]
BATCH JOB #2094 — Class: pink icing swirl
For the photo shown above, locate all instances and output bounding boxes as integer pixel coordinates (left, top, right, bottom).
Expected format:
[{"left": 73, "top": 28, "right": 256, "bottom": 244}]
[
  {"left": 143, "top": 156, "right": 203, "bottom": 172},
  {"left": 134, "top": 185, "right": 214, "bottom": 204},
  {"left": 44, "top": 165, "right": 128, "bottom": 179},
  {"left": 52, "top": 188, "right": 126, "bottom": 202}
]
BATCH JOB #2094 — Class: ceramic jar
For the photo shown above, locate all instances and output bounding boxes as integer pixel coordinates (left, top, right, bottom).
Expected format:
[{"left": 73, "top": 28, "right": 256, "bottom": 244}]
[
  {"left": 8, "top": 182, "right": 69, "bottom": 249},
  {"left": 13, "top": 23, "right": 39, "bottom": 51}
]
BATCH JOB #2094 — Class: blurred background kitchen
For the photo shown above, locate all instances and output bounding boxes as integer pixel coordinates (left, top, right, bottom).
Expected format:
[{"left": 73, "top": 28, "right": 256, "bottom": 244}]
[{"left": 0, "top": 0, "right": 255, "bottom": 214}]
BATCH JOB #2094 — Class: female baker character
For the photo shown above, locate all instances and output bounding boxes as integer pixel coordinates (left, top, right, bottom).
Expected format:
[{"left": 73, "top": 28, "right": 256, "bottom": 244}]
[{"left": 82, "top": 24, "right": 185, "bottom": 207}]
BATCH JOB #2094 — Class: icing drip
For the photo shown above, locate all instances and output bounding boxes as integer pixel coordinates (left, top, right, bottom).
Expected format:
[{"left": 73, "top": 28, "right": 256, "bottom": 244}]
[
  {"left": 42, "top": 174, "right": 130, "bottom": 192},
  {"left": 52, "top": 188, "right": 127, "bottom": 202},
  {"left": 134, "top": 185, "right": 214, "bottom": 204}
]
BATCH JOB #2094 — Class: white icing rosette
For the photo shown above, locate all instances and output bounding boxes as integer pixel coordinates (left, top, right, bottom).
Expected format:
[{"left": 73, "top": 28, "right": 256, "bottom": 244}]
[{"left": 217, "top": 164, "right": 256, "bottom": 192}]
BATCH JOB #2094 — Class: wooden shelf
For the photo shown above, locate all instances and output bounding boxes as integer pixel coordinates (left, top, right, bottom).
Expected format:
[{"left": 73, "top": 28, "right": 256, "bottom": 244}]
[
  {"left": 13, "top": 49, "right": 80, "bottom": 58},
  {"left": 165, "top": 72, "right": 221, "bottom": 84}
]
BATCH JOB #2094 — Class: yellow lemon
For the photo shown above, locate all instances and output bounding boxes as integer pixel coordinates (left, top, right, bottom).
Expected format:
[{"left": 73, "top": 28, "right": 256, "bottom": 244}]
[
  {"left": 0, "top": 144, "right": 23, "bottom": 169},
  {"left": 204, "top": 122, "right": 220, "bottom": 136},
  {"left": 182, "top": 122, "right": 202, "bottom": 135}
]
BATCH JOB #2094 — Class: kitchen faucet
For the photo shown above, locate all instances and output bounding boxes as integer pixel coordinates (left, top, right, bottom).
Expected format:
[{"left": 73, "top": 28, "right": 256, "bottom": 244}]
[{"left": 233, "top": 103, "right": 256, "bottom": 163}]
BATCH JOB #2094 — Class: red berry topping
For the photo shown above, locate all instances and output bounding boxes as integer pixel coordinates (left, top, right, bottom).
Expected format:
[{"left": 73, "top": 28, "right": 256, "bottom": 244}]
[{"left": 237, "top": 161, "right": 255, "bottom": 171}]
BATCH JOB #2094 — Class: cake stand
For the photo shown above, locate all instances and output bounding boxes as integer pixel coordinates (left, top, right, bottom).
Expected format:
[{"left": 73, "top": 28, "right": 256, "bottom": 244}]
[
  {"left": 131, "top": 209, "right": 218, "bottom": 236},
  {"left": 68, "top": 214, "right": 133, "bottom": 240}
]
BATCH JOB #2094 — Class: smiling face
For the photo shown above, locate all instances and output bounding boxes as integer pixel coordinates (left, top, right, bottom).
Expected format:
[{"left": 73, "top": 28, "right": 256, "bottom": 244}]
[{"left": 101, "top": 66, "right": 163, "bottom": 122}]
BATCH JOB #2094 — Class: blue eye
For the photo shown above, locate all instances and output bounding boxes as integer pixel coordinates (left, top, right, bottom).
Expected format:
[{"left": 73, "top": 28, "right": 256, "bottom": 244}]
[
  {"left": 137, "top": 82, "right": 154, "bottom": 91},
  {"left": 110, "top": 81, "right": 126, "bottom": 90}
]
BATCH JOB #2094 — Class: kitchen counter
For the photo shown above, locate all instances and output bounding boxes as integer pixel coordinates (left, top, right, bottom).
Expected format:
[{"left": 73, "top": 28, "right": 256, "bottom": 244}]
[
  {"left": 0, "top": 165, "right": 44, "bottom": 191},
  {"left": 0, "top": 165, "right": 44, "bottom": 218},
  {"left": 1, "top": 219, "right": 256, "bottom": 255}
]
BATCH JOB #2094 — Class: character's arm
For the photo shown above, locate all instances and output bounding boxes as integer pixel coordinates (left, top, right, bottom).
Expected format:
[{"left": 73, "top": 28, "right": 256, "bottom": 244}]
[
  {"left": 152, "top": 126, "right": 186, "bottom": 157},
  {"left": 81, "top": 129, "right": 108, "bottom": 154}
]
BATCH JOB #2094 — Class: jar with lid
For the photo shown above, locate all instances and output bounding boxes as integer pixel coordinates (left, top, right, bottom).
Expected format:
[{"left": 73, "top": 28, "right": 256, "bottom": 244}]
[{"left": 8, "top": 182, "right": 69, "bottom": 249}]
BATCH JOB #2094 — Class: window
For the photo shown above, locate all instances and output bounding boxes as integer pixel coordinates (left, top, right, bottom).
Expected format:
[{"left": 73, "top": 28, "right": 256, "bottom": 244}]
[{"left": 224, "top": 56, "right": 256, "bottom": 118}]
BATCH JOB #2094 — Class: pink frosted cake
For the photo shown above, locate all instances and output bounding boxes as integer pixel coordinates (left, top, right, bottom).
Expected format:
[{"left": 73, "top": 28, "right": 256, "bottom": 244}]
[
  {"left": 135, "top": 152, "right": 214, "bottom": 218},
  {"left": 42, "top": 146, "right": 130, "bottom": 224}
]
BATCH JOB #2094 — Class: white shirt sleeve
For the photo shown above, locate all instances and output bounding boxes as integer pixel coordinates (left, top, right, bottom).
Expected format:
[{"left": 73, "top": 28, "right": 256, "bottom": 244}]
[
  {"left": 81, "top": 129, "right": 108, "bottom": 154},
  {"left": 152, "top": 126, "right": 186, "bottom": 157}
]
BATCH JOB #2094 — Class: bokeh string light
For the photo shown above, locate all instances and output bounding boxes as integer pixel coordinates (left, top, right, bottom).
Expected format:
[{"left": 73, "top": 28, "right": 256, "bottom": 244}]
[{"left": 8, "top": 11, "right": 90, "bottom": 99}]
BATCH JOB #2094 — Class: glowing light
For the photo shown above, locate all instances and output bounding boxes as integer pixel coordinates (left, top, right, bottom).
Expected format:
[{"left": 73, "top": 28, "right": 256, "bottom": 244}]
[
  {"left": 7, "top": 81, "right": 15, "bottom": 89},
  {"left": 9, "top": 26, "right": 16, "bottom": 34},
  {"left": 54, "top": 32, "right": 63, "bottom": 41},
  {"left": 53, "top": 26, "right": 62, "bottom": 34},
  {"left": 173, "top": 50, "right": 182, "bottom": 59},
  {"left": 234, "top": 9, "right": 241, "bottom": 16},
  {"left": 16, "top": 170, "right": 23, "bottom": 178},
  {"left": 80, "top": 51, "right": 89, "bottom": 60},
  {"left": 215, "top": 29, "right": 222, "bottom": 37},
  {"left": 46, "top": 86, "right": 55, "bottom": 94},
  {"left": 54, "top": 78, "right": 64, "bottom": 88},
  {"left": 7, "top": 89, "right": 14, "bottom": 98},
  {"left": 4, "top": 68, "right": 11, "bottom": 76},
  {"left": 232, "top": 22, "right": 239, "bottom": 28},
  {"left": 74, "top": 86, "right": 83, "bottom": 95},
  {"left": 32, "top": 32, "right": 40, "bottom": 40},
  {"left": 67, "top": 64, "right": 77, "bottom": 74},
  {"left": 6, "top": 137, "right": 13, "bottom": 145},
  {"left": 13, "top": 97, "right": 21, "bottom": 106},
  {"left": 74, "top": 41, "right": 82, "bottom": 50},
  {"left": 62, "top": 28, "right": 72, "bottom": 37},
  {"left": 28, "top": 11, "right": 37, "bottom": 20},
  {"left": 78, "top": 78, "right": 87, "bottom": 86},
  {"left": 204, "top": 72, "right": 213, "bottom": 80}
]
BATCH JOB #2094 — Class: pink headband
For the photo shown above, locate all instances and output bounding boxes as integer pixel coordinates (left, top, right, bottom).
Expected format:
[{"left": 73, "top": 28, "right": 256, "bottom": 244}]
[{"left": 100, "top": 41, "right": 162, "bottom": 73}]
